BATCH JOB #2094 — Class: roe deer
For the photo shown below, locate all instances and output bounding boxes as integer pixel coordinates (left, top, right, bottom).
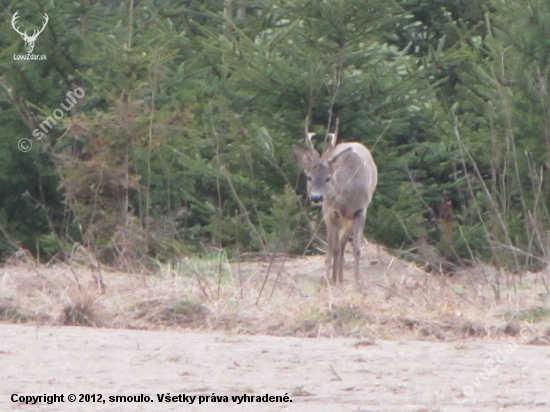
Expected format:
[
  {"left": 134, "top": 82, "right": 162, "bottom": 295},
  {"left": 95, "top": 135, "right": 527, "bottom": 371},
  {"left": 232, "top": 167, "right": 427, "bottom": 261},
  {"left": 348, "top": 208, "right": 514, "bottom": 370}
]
[{"left": 294, "top": 117, "right": 377, "bottom": 283}]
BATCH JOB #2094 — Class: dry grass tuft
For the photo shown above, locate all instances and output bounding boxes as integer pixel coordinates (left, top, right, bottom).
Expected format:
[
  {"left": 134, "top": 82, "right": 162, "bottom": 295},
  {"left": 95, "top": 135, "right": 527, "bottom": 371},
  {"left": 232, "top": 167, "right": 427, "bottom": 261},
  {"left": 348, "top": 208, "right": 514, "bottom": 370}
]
[
  {"left": 0, "top": 297, "right": 27, "bottom": 323},
  {"left": 1, "top": 243, "right": 550, "bottom": 342},
  {"left": 62, "top": 292, "right": 102, "bottom": 326},
  {"left": 130, "top": 298, "right": 210, "bottom": 326}
]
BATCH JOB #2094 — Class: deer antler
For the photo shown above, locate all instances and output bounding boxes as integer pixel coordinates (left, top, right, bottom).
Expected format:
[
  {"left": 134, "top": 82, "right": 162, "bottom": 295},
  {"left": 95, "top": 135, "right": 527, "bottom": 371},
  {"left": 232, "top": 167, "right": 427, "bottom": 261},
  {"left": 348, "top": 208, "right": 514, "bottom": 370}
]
[
  {"left": 11, "top": 12, "right": 48, "bottom": 40},
  {"left": 327, "top": 117, "right": 339, "bottom": 148},
  {"left": 29, "top": 13, "right": 49, "bottom": 40},
  {"left": 304, "top": 115, "right": 316, "bottom": 153},
  {"left": 11, "top": 11, "right": 26, "bottom": 37}
]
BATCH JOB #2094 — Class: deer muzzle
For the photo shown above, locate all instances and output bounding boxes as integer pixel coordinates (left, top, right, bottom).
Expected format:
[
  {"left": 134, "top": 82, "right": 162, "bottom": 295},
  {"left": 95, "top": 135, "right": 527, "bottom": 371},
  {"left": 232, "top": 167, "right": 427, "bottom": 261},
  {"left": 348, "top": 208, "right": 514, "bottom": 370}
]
[{"left": 310, "top": 193, "right": 323, "bottom": 204}]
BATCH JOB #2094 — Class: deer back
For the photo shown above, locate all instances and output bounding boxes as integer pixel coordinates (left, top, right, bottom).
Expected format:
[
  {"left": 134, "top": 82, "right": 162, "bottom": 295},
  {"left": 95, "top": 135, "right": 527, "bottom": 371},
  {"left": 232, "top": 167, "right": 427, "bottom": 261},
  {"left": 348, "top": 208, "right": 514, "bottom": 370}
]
[{"left": 321, "top": 142, "right": 377, "bottom": 219}]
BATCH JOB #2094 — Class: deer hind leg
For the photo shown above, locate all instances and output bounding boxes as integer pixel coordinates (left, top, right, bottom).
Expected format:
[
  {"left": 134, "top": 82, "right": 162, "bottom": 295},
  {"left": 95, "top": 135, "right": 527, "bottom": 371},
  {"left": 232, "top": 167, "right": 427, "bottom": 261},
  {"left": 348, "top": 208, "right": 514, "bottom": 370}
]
[
  {"left": 337, "top": 233, "right": 347, "bottom": 283},
  {"left": 352, "top": 209, "right": 367, "bottom": 280},
  {"left": 331, "top": 246, "right": 339, "bottom": 284},
  {"left": 334, "top": 217, "right": 355, "bottom": 283},
  {"left": 331, "top": 238, "right": 346, "bottom": 284},
  {"left": 330, "top": 235, "right": 343, "bottom": 284},
  {"left": 325, "top": 253, "right": 332, "bottom": 284},
  {"left": 326, "top": 233, "right": 334, "bottom": 284},
  {"left": 325, "top": 218, "right": 336, "bottom": 284},
  {"left": 330, "top": 216, "right": 345, "bottom": 284}
]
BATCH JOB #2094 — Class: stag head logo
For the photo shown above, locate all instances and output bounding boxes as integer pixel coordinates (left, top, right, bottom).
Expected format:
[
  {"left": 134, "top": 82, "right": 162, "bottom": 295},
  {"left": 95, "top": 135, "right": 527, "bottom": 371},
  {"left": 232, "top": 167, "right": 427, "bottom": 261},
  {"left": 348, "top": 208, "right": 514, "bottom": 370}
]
[{"left": 11, "top": 11, "right": 49, "bottom": 54}]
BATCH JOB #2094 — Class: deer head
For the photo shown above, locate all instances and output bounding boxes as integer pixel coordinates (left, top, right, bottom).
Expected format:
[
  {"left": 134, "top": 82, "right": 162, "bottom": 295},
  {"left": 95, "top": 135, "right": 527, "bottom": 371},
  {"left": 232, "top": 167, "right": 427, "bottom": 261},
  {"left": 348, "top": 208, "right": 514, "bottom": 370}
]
[
  {"left": 12, "top": 11, "right": 49, "bottom": 54},
  {"left": 293, "top": 116, "right": 347, "bottom": 205}
]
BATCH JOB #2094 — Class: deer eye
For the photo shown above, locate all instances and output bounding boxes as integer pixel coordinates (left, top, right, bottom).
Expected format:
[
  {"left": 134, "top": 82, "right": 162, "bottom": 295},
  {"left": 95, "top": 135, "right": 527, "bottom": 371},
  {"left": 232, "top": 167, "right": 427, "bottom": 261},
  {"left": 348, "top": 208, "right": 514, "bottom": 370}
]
[
  {"left": 325, "top": 177, "right": 331, "bottom": 182},
  {"left": 306, "top": 175, "right": 312, "bottom": 181}
]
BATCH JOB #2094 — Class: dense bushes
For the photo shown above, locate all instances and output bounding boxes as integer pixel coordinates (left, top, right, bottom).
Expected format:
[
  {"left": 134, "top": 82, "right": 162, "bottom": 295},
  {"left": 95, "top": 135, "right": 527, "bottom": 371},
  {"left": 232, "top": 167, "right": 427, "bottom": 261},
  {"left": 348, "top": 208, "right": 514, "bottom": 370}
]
[{"left": 1, "top": 0, "right": 550, "bottom": 272}]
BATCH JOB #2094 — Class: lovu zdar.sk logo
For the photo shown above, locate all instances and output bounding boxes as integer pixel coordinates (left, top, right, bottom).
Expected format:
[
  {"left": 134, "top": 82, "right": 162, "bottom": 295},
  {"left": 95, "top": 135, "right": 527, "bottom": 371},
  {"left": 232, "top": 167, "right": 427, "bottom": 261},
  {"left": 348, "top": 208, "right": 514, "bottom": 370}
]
[{"left": 11, "top": 11, "right": 48, "bottom": 58}]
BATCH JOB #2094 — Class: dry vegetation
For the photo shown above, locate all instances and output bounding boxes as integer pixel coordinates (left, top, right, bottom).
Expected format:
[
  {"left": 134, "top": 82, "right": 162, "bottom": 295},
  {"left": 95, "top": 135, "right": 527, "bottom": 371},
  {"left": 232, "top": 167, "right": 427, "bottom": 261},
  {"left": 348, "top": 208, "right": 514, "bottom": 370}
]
[{"left": 2, "top": 243, "right": 550, "bottom": 344}]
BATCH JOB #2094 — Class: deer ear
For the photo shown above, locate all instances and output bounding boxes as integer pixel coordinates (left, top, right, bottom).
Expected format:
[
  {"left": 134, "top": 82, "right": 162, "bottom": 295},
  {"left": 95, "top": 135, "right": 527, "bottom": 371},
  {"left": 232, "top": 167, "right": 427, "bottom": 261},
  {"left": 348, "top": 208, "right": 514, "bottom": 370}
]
[
  {"left": 328, "top": 146, "right": 354, "bottom": 166},
  {"left": 293, "top": 146, "right": 312, "bottom": 170}
]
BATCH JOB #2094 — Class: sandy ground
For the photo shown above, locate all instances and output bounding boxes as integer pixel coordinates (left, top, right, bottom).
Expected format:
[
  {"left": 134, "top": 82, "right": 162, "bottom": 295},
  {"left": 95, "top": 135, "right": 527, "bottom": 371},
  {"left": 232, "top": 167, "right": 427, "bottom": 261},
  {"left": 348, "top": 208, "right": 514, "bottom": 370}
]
[{"left": 1, "top": 324, "right": 549, "bottom": 412}]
